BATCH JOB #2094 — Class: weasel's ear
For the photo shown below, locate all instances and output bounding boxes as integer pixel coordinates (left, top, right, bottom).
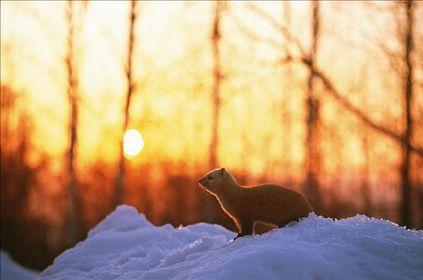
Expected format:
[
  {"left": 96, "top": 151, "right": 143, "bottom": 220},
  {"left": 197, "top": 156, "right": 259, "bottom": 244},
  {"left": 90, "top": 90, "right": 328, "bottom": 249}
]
[{"left": 219, "top": 168, "right": 225, "bottom": 176}]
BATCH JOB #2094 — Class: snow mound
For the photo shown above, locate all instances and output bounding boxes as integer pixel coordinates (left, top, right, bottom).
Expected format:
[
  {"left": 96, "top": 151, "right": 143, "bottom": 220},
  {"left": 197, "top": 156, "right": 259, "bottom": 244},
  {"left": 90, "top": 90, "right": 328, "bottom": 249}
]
[
  {"left": 41, "top": 205, "right": 423, "bottom": 280},
  {"left": 1, "top": 250, "right": 39, "bottom": 280}
]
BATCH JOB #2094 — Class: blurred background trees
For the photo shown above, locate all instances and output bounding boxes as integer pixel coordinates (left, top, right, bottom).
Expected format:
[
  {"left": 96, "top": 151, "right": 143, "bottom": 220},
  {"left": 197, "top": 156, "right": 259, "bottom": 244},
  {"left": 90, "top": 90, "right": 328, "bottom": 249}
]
[{"left": 1, "top": 0, "right": 422, "bottom": 271}]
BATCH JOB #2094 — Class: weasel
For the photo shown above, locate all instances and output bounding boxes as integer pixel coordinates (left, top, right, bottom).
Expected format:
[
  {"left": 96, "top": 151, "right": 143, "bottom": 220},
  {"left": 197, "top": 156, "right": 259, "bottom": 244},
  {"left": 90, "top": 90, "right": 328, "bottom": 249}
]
[{"left": 198, "top": 168, "right": 312, "bottom": 238}]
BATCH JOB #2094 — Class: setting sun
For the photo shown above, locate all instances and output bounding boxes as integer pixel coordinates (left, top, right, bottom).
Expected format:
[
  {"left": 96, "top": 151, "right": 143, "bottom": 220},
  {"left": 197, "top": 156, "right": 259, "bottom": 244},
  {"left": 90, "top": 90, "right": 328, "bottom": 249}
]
[{"left": 123, "top": 129, "right": 144, "bottom": 158}]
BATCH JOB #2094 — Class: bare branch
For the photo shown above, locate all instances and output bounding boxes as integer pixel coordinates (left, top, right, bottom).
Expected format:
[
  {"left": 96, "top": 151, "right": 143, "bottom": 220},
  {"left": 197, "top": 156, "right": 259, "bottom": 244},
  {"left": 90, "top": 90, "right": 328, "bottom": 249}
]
[
  {"left": 228, "top": 12, "right": 292, "bottom": 64},
  {"left": 376, "top": 40, "right": 404, "bottom": 78},
  {"left": 229, "top": 13, "right": 283, "bottom": 51},
  {"left": 306, "top": 59, "right": 423, "bottom": 157},
  {"left": 245, "top": 2, "right": 306, "bottom": 57}
]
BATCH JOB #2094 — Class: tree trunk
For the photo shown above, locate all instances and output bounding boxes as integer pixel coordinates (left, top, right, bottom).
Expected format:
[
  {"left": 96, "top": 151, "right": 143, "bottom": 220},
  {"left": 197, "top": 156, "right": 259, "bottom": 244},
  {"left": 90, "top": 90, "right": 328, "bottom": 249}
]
[
  {"left": 400, "top": 0, "right": 414, "bottom": 228},
  {"left": 281, "top": 1, "right": 293, "bottom": 183},
  {"left": 113, "top": 0, "right": 137, "bottom": 209},
  {"left": 361, "top": 126, "right": 372, "bottom": 216},
  {"left": 65, "top": 0, "right": 79, "bottom": 245},
  {"left": 210, "top": 1, "right": 222, "bottom": 170},
  {"left": 304, "top": 0, "right": 321, "bottom": 210},
  {"left": 205, "top": 1, "right": 223, "bottom": 221}
]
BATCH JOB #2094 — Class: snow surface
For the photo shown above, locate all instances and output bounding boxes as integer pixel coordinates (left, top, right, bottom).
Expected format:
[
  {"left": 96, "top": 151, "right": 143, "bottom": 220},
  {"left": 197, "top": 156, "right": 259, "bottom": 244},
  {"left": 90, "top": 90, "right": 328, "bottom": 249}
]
[
  {"left": 41, "top": 205, "right": 423, "bottom": 280},
  {"left": 1, "top": 250, "right": 39, "bottom": 280}
]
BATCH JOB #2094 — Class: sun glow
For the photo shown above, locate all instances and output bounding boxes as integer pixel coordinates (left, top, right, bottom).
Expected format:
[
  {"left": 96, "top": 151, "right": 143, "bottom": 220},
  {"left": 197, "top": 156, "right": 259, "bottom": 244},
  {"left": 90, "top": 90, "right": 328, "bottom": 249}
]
[{"left": 123, "top": 129, "right": 144, "bottom": 158}]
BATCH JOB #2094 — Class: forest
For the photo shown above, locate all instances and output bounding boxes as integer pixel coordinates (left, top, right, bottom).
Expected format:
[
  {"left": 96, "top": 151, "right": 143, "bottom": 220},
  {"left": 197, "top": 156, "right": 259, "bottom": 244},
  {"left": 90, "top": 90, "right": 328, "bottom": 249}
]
[{"left": 1, "top": 0, "right": 422, "bottom": 271}]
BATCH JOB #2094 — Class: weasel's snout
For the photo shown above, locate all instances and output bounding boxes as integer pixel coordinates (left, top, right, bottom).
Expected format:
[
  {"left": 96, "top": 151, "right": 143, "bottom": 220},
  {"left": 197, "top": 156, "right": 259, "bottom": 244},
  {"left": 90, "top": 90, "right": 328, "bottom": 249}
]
[{"left": 198, "top": 178, "right": 206, "bottom": 186}]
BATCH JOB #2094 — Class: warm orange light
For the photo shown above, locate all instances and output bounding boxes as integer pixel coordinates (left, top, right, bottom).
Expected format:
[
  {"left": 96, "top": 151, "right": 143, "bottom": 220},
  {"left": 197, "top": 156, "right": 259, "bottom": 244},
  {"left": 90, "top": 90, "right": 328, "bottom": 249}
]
[{"left": 124, "top": 129, "right": 144, "bottom": 158}]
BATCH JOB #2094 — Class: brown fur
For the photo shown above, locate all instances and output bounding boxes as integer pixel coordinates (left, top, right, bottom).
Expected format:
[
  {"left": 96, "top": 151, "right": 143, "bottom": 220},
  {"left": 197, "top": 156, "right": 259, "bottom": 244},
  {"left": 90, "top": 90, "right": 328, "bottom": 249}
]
[{"left": 198, "top": 168, "right": 312, "bottom": 238}]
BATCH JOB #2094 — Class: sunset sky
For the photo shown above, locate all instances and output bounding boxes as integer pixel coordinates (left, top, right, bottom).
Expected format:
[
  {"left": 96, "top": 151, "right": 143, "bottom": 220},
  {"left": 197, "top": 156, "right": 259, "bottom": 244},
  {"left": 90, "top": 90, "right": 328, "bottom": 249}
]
[{"left": 1, "top": 1, "right": 422, "bottom": 181}]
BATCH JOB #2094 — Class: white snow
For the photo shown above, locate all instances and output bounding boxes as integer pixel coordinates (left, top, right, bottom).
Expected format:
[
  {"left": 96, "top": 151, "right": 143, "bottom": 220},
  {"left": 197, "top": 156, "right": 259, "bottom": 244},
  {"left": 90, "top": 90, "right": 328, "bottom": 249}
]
[
  {"left": 1, "top": 250, "right": 39, "bottom": 280},
  {"left": 41, "top": 205, "right": 423, "bottom": 280}
]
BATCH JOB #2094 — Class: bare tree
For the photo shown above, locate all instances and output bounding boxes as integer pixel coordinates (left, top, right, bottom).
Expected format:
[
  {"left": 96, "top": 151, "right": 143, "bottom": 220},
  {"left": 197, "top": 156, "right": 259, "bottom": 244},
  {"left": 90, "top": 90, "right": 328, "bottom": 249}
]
[
  {"left": 355, "top": 67, "right": 372, "bottom": 216},
  {"left": 209, "top": 0, "right": 223, "bottom": 170},
  {"left": 280, "top": 1, "right": 293, "bottom": 182},
  {"left": 304, "top": 0, "right": 321, "bottom": 209},
  {"left": 65, "top": 0, "right": 79, "bottom": 245},
  {"left": 204, "top": 1, "right": 224, "bottom": 221},
  {"left": 400, "top": 0, "right": 415, "bottom": 228},
  {"left": 113, "top": 0, "right": 138, "bottom": 209},
  {"left": 350, "top": 0, "right": 417, "bottom": 226},
  {"left": 360, "top": 125, "right": 372, "bottom": 216}
]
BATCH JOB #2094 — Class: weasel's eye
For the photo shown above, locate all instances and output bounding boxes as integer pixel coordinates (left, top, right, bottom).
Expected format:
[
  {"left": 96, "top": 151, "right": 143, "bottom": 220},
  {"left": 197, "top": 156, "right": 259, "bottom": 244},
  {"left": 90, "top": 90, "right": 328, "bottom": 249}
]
[{"left": 206, "top": 175, "right": 213, "bottom": 180}]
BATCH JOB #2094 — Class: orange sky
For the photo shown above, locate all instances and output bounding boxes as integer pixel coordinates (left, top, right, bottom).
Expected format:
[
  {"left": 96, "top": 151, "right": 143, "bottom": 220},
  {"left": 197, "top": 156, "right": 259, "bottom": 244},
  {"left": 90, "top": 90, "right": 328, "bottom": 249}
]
[{"left": 1, "top": 1, "right": 422, "bottom": 180}]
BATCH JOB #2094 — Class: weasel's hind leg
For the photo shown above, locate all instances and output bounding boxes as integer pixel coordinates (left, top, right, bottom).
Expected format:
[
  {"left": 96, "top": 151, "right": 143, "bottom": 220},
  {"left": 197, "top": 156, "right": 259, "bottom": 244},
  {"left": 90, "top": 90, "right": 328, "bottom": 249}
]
[{"left": 235, "top": 221, "right": 254, "bottom": 239}]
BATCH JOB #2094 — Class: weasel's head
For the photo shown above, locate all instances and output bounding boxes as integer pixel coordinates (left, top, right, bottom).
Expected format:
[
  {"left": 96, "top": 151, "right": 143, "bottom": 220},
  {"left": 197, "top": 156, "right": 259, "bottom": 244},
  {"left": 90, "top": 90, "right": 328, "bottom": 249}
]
[{"left": 198, "top": 168, "right": 235, "bottom": 196}]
